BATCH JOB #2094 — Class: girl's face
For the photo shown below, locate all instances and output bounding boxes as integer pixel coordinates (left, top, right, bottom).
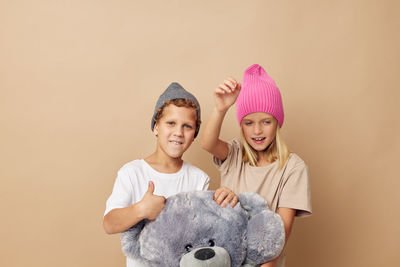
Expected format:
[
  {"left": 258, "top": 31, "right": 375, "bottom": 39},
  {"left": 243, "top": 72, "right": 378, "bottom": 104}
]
[
  {"left": 153, "top": 104, "right": 197, "bottom": 159},
  {"left": 241, "top": 112, "right": 277, "bottom": 152}
]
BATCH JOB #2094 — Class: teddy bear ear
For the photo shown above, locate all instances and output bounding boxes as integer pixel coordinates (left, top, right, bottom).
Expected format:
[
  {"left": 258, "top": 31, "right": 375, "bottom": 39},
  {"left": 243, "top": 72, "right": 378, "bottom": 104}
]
[
  {"left": 238, "top": 192, "right": 268, "bottom": 217},
  {"left": 238, "top": 193, "right": 285, "bottom": 264},
  {"left": 121, "top": 219, "right": 147, "bottom": 259}
]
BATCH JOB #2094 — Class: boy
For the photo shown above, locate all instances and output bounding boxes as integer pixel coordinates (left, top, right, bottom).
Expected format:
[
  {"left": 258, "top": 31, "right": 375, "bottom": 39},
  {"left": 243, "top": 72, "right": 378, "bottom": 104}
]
[{"left": 103, "top": 82, "right": 237, "bottom": 266}]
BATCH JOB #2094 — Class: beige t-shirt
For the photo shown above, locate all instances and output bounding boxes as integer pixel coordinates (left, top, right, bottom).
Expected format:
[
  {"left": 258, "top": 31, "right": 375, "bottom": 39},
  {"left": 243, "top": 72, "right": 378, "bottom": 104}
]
[{"left": 213, "top": 139, "right": 312, "bottom": 266}]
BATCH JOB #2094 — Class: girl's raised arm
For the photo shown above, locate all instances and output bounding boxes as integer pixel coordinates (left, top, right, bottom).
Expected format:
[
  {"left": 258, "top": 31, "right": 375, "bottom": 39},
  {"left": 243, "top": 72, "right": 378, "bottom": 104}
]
[{"left": 201, "top": 77, "right": 240, "bottom": 161}]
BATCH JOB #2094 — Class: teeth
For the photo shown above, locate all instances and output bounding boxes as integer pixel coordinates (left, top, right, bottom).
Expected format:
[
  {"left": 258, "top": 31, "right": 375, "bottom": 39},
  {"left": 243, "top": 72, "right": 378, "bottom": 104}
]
[
  {"left": 253, "top": 138, "right": 264, "bottom": 141},
  {"left": 171, "top": 141, "right": 183, "bottom": 145}
]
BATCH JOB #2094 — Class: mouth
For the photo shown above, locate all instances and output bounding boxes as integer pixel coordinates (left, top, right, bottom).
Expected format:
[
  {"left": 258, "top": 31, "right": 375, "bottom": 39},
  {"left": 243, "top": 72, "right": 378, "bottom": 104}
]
[
  {"left": 169, "top": 140, "right": 184, "bottom": 145},
  {"left": 251, "top": 137, "right": 266, "bottom": 144}
]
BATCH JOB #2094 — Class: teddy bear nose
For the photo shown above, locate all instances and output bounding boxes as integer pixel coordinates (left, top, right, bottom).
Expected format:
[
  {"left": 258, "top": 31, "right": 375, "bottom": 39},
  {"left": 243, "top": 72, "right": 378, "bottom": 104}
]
[{"left": 194, "top": 248, "right": 215, "bottom": 260}]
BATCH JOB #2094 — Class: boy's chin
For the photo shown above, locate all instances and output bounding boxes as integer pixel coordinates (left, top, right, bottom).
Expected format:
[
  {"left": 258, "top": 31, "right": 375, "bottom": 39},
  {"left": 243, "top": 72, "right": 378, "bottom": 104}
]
[{"left": 165, "top": 151, "right": 185, "bottom": 159}]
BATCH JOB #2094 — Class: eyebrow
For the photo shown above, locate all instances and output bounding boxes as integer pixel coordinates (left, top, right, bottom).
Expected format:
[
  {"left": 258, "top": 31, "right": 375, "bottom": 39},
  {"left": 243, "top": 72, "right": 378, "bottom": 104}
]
[{"left": 243, "top": 117, "right": 273, "bottom": 121}]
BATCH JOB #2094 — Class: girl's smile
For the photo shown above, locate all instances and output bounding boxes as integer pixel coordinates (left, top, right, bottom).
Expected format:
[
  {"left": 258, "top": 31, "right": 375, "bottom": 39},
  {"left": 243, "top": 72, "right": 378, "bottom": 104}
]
[
  {"left": 252, "top": 137, "right": 266, "bottom": 144},
  {"left": 241, "top": 112, "right": 277, "bottom": 152}
]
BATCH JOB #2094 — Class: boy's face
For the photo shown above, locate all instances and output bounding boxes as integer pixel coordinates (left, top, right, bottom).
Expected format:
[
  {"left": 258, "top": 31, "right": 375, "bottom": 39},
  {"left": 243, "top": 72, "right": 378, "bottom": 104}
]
[{"left": 153, "top": 104, "right": 197, "bottom": 159}]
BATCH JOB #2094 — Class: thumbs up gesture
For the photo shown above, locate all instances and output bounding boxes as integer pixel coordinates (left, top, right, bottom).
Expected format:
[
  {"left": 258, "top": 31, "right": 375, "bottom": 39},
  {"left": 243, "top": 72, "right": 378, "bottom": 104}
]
[{"left": 138, "top": 181, "right": 166, "bottom": 221}]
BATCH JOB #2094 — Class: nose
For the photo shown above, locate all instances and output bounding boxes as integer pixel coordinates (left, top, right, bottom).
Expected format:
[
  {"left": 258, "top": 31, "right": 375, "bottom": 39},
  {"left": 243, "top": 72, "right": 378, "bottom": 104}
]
[
  {"left": 194, "top": 248, "right": 215, "bottom": 260},
  {"left": 254, "top": 123, "right": 262, "bottom": 135},
  {"left": 173, "top": 126, "right": 183, "bottom": 137}
]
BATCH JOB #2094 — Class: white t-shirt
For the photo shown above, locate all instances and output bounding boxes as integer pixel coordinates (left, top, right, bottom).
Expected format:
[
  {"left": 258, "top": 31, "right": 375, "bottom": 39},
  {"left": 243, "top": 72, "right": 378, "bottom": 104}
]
[{"left": 104, "top": 159, "right": 210, "bottom": 267}]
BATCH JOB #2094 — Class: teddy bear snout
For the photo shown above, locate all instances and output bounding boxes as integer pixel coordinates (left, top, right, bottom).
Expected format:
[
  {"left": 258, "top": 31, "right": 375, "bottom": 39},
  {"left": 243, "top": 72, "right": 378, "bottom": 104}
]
[
  {"left": 194, "top": 248, "right": 215, "bottom": 260},
  {"left": 179, "top": 246, "right": 231, "bottom": 267}
]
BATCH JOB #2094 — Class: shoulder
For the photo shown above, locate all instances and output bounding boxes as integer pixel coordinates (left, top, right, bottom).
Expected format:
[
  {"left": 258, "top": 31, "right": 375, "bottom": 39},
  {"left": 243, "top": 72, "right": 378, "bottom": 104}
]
[
  {"left": 117, "top": 159, "right": 148, "bottom": 181},
  {"left": 230, "top": 138, "right": 242, "bottom": 149},
  {"left": 183, "top": 162, "right": 209, "bottom": 177},
  {"left": 286, "top": 153, "right": 307, "bottom": 168},
  {"left": 213, "top": 138, "right": 243, "bottom": 171},
  {"left": 284, "top": 153, "right": 309, "bottom": 177},
  {"left": 226, "top": 138, "right": 243, "bottom": 156},
  {"left": 119, "top": 159, "right": 144, "bottom": 172}
]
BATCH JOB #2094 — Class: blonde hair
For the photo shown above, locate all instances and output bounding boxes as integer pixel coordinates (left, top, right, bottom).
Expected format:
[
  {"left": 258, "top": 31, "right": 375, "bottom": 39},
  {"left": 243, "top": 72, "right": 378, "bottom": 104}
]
[{"left": 241, "top": 124, "right": 290, "bottom": 169}]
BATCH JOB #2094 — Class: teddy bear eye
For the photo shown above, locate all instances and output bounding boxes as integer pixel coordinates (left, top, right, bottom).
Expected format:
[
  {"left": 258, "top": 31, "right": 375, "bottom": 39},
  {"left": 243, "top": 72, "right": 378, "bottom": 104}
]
[
  {"left": 185, "top": 244, "right": 193, "bottom": 252},
  {"left": 208, "top": 239, "right": 215, "bottom": 247}
]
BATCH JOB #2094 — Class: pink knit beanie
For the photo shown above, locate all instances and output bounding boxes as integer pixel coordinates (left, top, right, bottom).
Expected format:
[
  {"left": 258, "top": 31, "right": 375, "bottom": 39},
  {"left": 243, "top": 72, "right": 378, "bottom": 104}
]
[{"left": 236, "top": 64, "right": 284, "bottom": 128}]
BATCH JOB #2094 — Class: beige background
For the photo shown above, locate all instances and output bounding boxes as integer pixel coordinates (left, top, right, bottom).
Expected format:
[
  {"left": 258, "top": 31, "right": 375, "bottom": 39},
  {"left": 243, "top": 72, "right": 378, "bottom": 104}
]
[{"left": 1, "top": 0, "right": 399, "bottom": 266}]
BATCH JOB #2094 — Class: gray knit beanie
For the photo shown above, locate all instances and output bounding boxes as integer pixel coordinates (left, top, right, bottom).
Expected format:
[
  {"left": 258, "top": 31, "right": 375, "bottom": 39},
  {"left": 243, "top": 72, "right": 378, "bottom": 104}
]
[{"left": 151, "top": 82, "right": 201, "bottom": 138}]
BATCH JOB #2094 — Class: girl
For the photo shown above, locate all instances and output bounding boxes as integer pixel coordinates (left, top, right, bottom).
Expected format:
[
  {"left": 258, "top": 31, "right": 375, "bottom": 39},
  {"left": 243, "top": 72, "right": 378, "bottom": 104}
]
[{"left": 201, "top": 64, "right": 312, "bottom": 267}]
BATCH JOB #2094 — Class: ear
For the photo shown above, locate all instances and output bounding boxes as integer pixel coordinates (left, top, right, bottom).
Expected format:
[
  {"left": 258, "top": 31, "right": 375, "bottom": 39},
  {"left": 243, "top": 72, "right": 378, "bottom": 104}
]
[
  {"left": 121, "top": 219, "right": 147, "bottom": 259},
  {"left": 238, "top": 193, "right": 285, "bottom": 264},
  {"left": 153, "top": 123, "right": 159, "bottom": 137}
]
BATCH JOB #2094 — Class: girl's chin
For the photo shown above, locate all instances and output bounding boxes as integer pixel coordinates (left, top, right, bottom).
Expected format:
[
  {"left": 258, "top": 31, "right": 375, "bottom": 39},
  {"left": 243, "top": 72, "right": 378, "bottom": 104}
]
[{"left": 250, "top": 143, "right": 272, "bottom": 152}]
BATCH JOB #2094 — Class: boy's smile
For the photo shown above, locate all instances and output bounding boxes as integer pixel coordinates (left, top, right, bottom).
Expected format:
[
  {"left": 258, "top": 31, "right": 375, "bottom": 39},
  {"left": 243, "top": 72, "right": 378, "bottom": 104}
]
[{"left": 153, "top": 104, "right": 197, "bottom": 160}]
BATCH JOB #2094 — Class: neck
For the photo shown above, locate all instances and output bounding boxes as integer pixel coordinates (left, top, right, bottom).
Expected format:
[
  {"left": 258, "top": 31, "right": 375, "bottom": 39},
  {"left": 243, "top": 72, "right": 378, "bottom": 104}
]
[
  {"left": 256, "top": 155, "right": 271, "bottom": 167},
  {"left": 255, "top": 150, "right": 272, "bottom": 167},
  {"left": 144, "top": 151, "right": 183, "bottom": 174}
]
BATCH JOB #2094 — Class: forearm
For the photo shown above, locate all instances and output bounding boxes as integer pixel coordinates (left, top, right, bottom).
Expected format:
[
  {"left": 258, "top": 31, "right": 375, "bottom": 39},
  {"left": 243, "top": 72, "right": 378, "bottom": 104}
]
[
  {"left": 261, "top": 259, "right": 277, "bottom": 267},
  {"left": 103, "top": 202, "right": 145, "bottom": 234},
  {"left": 201, "top": 107, "right": 227, "bottom": 151},
  {"left": 261, "top": 255, "right": 280, "bottom": 267}
]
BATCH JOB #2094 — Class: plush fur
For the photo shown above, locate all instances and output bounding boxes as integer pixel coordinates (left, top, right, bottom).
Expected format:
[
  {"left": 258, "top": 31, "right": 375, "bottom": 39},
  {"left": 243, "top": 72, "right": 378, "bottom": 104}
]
[{"left": 121, "top": 191, "right": 285, "bottom": 267}]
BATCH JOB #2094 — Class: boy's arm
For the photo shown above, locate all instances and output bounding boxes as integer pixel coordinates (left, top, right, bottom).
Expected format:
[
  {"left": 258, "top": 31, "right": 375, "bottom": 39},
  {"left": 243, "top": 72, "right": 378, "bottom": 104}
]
[
  {"left": 103, "top": 181, "right": 165, "bottom": 234},
  {"left": 201, "top": 77, "right": 240, "bottom": 161}
]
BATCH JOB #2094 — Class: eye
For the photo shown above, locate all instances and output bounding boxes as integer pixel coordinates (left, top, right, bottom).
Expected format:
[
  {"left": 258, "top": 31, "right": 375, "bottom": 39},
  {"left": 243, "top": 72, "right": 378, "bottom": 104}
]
[
  {"left": 183, "top": 124, "right": 193, "bottom": 129},
  {"left": 167, "top": 121, "right": 175, "bottom": 126},
  {"left": 208, "top": 239, "right": 215, "bottom": 247},
  {"left": 244, "top": 121, "right": 252, "bottom": 126},
  {"left": 185, "top": 244, "right": 193, "bottom": 252},
  {"left": 263, "top": 120, "right": 271, "bottom": 124}
]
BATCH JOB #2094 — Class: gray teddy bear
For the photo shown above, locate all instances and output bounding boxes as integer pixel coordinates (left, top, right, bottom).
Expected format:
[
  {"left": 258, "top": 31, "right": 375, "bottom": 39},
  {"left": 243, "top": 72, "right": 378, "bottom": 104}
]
[{"left": 121, "top": 191, "right": 285, "bottom": 267}]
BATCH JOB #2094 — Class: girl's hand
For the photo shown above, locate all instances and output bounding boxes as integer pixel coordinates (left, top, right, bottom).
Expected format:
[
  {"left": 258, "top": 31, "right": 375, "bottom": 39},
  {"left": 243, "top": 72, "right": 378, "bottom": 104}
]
[
  {"left": 214, "top": 77, "right": 241, "bottom": 112},
  {"left": 213, "top": 186, "right": 238, "bottom": 208}
]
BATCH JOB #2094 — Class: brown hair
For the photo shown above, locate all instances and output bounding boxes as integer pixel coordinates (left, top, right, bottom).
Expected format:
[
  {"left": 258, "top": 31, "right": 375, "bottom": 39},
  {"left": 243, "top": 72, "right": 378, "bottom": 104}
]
[{"left": 154, "top": 98, "right": 201, "bottom": 130}]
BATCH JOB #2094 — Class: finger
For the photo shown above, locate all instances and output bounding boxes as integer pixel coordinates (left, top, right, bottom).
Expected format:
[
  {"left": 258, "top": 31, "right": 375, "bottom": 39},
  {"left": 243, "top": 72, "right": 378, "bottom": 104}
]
[
  {"left": 221, "top": 193, "right": 234, "bottom": 208},
  {"left": 230, "top": 195, "right": 239, "bottom": 207},
  {"left": 218, "top": 84, "right": 232, "bottom": 93},
  {"left": 236, "top": 82, "right": 242, "bottom": 91},
  {"left": 216, "top": 191, "right": 229, "bottom": 205},
  {"left": 213, "top": 187, "right": 224, "bottom": 200},
  {"left": 158, "top": 196, "right": 166, "bottom": 208},
  {"left": 147, "top": 181, "right": 155, "bottom": 194},
  {"left": 215, "top": 88, "right": 226, "bottom": 95},
  {"left": 226, "top": 77, "right": 237, "bottom": 83},
  {"left": 224, "top": 79, "right": 237, "bottom": 90},
  {"left": 226, "top": 77, "right": 238, "bottom": 89}
]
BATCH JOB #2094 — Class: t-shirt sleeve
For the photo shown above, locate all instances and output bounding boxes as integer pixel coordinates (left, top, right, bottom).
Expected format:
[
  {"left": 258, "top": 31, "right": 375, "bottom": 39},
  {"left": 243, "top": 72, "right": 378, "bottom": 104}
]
[
  {"left": 104, "top": 168, "right": 133, "bottom": 216},
  {"left": 212, "top": 139, "right": 241, "bottom": 176},
  {"left": 279, "top": 161, "right": 312, "bottom": 217}
]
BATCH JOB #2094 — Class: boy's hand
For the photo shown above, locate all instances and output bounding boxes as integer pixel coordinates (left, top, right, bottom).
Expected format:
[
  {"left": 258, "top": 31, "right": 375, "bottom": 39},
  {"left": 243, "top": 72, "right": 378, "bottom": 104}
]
[
  {"left": 214, "top": 77, "right": 241, "bottom": 112},
  {"left": 214, "top": 186, "right": 238, "bottom": 208},
  {"left": 138, "top": 181, "right": 166, "bottom": 221}
]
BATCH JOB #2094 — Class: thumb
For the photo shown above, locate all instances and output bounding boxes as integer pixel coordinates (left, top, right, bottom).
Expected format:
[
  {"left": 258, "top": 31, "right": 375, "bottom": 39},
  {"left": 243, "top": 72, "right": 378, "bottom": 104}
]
[
  {"left": 236, "top": 82, "right": 242, "bottom": 92},
  {"left": 147, "top": 181, "right": 155, "bottom": 194}
]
